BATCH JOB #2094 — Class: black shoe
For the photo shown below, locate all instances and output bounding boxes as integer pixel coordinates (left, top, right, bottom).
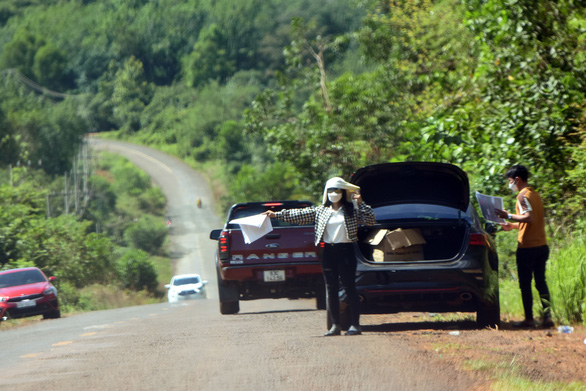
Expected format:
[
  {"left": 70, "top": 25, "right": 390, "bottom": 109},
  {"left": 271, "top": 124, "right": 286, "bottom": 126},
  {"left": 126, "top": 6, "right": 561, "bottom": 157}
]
[
  {"left": 324, "top": 325, "right": 341, "bottom": 336},
  {"left": 345, "top": 325, "right": 362, "bottom": 336},
  {"left": 513, "top": 319, "right": 536, "bottom": 328},
  {"left": 542, "top": 316, "right": 555, "bottom": 329}
]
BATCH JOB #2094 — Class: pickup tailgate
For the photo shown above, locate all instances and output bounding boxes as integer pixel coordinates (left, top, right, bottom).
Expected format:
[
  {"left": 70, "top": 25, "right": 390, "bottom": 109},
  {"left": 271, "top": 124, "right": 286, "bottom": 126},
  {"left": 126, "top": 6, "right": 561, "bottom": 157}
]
[
  {"left": 227, "top": 226, "right": 318, "bottom": 265},
  {"left": 219, "top": 201, "right": 321, "bottom": 282}
]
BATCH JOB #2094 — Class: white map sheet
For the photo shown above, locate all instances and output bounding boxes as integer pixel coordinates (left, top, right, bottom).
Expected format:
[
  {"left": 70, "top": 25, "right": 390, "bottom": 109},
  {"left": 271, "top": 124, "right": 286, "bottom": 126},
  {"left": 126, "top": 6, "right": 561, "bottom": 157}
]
[
  {"left": 475, "top": 191, "right": 506, "bottom": 224},
  {"left": 229, "top": 214, "right": 273, "bottom": 244}
]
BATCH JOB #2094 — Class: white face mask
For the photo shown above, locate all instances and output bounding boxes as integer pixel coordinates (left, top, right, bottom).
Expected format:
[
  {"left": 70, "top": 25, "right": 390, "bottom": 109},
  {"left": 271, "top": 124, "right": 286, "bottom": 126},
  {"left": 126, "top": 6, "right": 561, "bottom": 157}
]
[
  {"left": 508, "top": 181, "right": 518, "bottom": 193},
  {"left": 327, "top": 192, "right": 343, "bottom": 203}
]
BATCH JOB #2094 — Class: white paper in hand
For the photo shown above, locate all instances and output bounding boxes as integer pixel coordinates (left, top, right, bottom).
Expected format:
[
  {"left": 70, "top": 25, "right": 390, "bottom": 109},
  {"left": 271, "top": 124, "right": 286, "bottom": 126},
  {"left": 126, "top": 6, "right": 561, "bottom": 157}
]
[
  {"left": 475, "top": 191, "right": 506, "bottom": 224},
  {"left": 229, "top": 214, "right": 273, "bottom": 244}
]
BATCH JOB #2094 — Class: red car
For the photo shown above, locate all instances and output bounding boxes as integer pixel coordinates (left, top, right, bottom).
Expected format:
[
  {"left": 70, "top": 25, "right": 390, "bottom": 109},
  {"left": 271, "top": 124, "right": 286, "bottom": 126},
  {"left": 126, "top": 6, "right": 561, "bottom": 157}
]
[{"left": 0, "top": 267, "right": 61, "bottom": 322}]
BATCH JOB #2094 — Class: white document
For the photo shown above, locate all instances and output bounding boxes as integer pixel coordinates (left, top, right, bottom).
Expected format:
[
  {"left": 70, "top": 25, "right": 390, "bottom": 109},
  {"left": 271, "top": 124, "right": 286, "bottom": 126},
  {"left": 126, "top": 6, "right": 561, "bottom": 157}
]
[
  {"left": 229, "top": 214, "right": 273, "bottom": 244},
  {"left": 475, "top": 191, "right": 506, "bottom": 224}
]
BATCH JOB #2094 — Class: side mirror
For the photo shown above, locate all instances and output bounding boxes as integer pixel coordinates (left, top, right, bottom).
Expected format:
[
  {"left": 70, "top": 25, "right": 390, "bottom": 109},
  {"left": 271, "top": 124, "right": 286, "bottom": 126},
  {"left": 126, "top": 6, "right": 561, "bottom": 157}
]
[
  {"left": 49, "top": 276, "right": 57, "bottom": 282},
  {"left": 210, "top": 229, "right": 222, "bottom": 240},
  {"left": 164, "top": 284, "right": 171, "bottom": 289},
  {"left": 202, "top": 280, "right": 208, "bottom": 286}
]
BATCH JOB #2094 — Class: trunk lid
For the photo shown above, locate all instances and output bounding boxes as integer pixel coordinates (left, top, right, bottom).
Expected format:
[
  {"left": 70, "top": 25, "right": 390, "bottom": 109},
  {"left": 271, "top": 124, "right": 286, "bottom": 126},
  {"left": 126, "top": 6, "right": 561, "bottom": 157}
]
[{"left": 350, "top": 162, "right": 469, "bottom": 212}]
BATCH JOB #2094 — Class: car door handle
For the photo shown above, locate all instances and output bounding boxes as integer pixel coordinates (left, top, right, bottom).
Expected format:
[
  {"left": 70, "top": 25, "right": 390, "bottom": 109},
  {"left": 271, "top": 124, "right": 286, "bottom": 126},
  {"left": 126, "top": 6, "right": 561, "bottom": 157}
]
[{"left": 265, "top": 234, "right": 281, "bottom": 239}]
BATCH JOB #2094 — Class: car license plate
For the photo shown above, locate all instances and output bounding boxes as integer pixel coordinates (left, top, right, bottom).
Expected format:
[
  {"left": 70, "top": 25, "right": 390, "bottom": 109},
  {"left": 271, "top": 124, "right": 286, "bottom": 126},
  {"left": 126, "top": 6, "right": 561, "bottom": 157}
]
[
  {"left": 263, "top": 270, "right": 285, "bottom": 282},
  {"left": 17, "top": 300, "right": 36, "bottom": 308}
]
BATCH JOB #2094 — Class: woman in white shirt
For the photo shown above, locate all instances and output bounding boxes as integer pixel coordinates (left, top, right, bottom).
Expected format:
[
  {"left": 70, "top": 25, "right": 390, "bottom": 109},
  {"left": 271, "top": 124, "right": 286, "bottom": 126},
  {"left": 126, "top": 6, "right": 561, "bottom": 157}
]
[{"left": 264, "top": 177, "right": 376, "bottom": 336}]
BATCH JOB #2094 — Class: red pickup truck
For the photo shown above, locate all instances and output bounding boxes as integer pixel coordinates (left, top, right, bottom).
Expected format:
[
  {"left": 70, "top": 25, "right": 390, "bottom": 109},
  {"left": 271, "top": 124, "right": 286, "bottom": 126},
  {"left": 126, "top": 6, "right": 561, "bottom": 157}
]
[{"left": 209, "top": 201, "right": 326, "bottom": 314}]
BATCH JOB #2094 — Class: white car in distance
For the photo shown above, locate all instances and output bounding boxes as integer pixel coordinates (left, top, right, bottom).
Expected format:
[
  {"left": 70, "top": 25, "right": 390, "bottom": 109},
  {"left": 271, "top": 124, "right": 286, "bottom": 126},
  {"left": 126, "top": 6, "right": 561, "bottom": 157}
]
[{"left": 165, "top": 274, "right": 208, "bottom": 302}]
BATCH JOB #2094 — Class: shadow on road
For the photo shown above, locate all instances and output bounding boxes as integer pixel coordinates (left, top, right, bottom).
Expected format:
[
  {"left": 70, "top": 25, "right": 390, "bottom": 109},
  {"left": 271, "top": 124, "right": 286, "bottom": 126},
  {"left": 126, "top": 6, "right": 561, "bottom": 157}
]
[
  {"left": 363, "top": 319, "right": 479, "bottom": 333},
  {"left": 240, "top": 309, "right": 317, "bottom": 315},
  {"left": 362, "top": 318, "right": 546, "bottom": 332}
]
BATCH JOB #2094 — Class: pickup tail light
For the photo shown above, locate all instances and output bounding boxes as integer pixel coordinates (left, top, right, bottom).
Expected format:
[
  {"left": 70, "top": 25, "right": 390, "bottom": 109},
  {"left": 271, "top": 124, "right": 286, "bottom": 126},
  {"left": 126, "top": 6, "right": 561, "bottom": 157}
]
[
  {"left": 469, "top": 233, "right": 487, "bottom": 247},
  {"left": 219, "top": 230, "right": 230, "bottom": 261}
]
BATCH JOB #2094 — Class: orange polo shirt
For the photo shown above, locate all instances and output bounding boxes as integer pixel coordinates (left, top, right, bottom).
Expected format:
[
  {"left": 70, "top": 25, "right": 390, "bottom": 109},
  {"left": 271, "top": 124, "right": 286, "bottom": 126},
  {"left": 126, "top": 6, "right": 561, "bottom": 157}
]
[{"left": 516, "top": 186, "right": 547, "bottom": 248}]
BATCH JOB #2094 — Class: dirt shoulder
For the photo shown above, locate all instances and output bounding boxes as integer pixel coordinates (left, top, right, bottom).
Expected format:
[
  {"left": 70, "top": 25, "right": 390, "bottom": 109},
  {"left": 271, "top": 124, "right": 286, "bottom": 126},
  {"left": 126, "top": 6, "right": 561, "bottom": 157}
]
[{"left": 363, "top": 312, "right": 586, "bottom": 387}]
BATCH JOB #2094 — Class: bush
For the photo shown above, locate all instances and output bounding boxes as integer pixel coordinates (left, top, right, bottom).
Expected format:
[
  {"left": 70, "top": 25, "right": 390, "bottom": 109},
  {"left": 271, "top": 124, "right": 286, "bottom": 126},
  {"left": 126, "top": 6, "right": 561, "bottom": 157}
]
[
  {"left": 116, "top": 248, "right": 158, "bottom": 293},
  {"left": 55, "top": 281, "right": 82, "bottom": 313},
  {"left": 123, "top": 215, "right": 167, "bottom": 254},
  {"left": 138, "top": 187, "right": 166, "bottom": 214},
  {"left": 111, "top": 162, "right": 152, "bottom": 197}
]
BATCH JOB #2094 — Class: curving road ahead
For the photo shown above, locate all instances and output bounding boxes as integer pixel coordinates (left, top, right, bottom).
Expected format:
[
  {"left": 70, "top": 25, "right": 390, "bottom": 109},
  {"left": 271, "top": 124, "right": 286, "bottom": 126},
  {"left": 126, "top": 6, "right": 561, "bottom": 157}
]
[
  {"left": 89, "top": 138, "right": 222, "bottom": 298},
  {"left": 0, "top": 140, "right": 477, "bottom": 391}
]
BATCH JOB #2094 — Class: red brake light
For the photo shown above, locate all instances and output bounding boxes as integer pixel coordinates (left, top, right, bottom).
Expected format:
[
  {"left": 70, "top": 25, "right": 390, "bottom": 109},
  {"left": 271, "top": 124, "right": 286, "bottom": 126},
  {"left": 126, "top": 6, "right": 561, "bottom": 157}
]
[
  {"left": 263, "top": 202, "right": 283, "bottom": 207},
  {"left": 469, "top": 233, "right": 487, "bottom": 247},
  {"left": 219, "top": 230, "right": 230, "bottom": 260}
]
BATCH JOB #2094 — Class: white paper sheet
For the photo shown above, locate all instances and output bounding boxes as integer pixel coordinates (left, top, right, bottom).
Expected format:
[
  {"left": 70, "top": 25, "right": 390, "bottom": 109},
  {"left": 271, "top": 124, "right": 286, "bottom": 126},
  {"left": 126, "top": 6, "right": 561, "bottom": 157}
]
[
  {"left": 475, "top": 191, "right": 506, "bottom": 224},
  {"left": 229, "top": 214, "right": 273, "bottom": 244}
]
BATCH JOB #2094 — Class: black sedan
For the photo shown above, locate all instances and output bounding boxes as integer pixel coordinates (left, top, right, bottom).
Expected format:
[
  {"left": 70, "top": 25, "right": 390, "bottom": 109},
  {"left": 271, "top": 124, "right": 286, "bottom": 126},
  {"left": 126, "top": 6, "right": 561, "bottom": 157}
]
[{"left": 334, "top": 162, "right": 500, "bottom": 329}]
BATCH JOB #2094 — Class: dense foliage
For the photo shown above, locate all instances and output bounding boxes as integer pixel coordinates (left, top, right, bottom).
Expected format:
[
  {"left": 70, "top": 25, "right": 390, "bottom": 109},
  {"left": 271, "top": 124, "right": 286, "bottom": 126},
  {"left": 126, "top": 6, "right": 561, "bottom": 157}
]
[{"left": 1, "top": 0, "right": 585, "bottom": 320}]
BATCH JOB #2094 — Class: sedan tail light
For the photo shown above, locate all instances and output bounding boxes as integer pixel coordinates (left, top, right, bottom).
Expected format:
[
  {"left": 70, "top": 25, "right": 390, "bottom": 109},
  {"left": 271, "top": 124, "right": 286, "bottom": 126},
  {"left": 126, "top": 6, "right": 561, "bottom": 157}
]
[{"left": 469, "top": 233, "right": 488, "bottom": 247}]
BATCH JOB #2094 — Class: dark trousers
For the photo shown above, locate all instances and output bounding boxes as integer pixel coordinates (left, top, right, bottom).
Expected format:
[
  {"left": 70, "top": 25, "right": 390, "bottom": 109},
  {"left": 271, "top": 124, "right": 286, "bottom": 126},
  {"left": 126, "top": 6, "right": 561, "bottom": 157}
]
[
  {"left": 322, "top": 243, "right": 360, "bottom": 327},
  {"left": 516, "top": 245, "right": 551, "bottom": 320}
]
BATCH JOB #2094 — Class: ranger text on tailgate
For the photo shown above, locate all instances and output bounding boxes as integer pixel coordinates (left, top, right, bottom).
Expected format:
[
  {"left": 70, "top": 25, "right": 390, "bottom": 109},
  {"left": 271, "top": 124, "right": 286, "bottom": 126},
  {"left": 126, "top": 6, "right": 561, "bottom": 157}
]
[{"left": 210, "top": 201, "right": 326, "bottom": 314}]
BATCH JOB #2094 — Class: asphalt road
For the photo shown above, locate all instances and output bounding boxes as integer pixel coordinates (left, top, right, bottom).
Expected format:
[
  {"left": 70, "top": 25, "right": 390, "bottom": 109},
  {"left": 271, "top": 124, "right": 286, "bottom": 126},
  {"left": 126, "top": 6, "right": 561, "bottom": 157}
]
[{"left": 0, "top": 140, "right": 477, "bottom": 391}]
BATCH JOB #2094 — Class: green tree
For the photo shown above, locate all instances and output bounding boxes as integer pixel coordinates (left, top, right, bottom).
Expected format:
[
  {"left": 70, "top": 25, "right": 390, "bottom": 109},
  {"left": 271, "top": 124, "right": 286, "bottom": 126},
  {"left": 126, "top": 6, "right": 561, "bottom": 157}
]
[
  {"left": 182, "top": 23, "right": 236, "bottom": 88},
  {"left": 32, "top": 43, "right": 72, "bottom": 91},
  {"left": 227, "top": 162, "right": 301, "bottom": 205},
  {"left": 112, "top": 56, "right": 154, "bottom": 133},
  {"left": 0, "top": 30, "right": 45, "bottom": 78}
]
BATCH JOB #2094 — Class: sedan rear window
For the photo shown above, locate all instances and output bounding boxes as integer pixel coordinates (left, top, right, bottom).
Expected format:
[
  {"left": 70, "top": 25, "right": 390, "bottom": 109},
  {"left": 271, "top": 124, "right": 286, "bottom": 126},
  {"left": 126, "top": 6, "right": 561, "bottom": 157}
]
[{"left": 0, "top": 269, "right": 46, "bottom": 288}]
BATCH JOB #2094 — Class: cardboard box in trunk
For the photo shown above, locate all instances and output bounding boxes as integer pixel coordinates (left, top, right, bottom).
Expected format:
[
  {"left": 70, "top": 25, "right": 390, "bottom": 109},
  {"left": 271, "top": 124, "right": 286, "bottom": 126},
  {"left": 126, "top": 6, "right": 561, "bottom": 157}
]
[{"left": 366, "top": 228, "right": 426, "bottom": 262}]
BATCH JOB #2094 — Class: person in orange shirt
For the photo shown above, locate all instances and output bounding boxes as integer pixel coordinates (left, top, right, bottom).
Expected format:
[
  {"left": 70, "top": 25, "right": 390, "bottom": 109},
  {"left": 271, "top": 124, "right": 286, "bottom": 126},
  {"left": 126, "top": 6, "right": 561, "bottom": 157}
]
[{"left": 495, "top": 165, "right": 554, "bottom": 329}]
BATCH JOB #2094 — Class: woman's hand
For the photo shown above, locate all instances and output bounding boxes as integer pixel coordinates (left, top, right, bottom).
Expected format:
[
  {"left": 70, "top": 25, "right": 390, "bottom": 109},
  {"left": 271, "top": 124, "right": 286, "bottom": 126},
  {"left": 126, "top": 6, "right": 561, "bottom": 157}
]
[
  {"left": 352, "top": 191, "right": 363, "bottom": 204},
  {"left": 262, "top": 210, "right": 276, "bottom": 218}
]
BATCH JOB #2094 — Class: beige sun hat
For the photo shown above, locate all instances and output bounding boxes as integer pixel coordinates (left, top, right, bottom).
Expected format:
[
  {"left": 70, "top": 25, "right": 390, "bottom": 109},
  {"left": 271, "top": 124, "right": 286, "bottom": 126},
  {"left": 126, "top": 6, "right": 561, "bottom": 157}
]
[{"left": 322, "top": 177, "right": 360, "bottom": 204}]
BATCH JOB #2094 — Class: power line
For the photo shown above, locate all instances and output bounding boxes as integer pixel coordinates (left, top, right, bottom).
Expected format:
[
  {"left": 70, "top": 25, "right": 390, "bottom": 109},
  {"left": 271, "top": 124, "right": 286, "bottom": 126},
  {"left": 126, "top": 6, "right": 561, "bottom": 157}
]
[{"left": 1, "top": 68, "right": 71, "bottom": 100}]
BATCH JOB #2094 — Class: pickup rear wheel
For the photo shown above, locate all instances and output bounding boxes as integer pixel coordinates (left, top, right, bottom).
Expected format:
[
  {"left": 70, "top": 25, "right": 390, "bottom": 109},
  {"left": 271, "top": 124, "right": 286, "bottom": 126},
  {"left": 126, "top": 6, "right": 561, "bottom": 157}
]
[
  {"left": 216, "top": 268, "right": 240, "bottom": 315},
  {"left": 220, "top": 300, "right": 240, "bottom": 315}
]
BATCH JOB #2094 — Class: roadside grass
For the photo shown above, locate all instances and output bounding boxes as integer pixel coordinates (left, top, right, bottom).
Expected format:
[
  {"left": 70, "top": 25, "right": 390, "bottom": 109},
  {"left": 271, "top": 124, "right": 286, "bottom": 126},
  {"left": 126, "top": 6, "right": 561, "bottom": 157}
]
[
  {"left": 548, "top": 234, "right": 586, "bottom": 325},
  {"left": 465, "top": 354, "right": 586, "bottom": 391},
  {"left": 432, "top": 335, "right": 586, "bottom": 391},
  {"left": 490, "top": 378, "right": 586, "bottom": 391}
]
